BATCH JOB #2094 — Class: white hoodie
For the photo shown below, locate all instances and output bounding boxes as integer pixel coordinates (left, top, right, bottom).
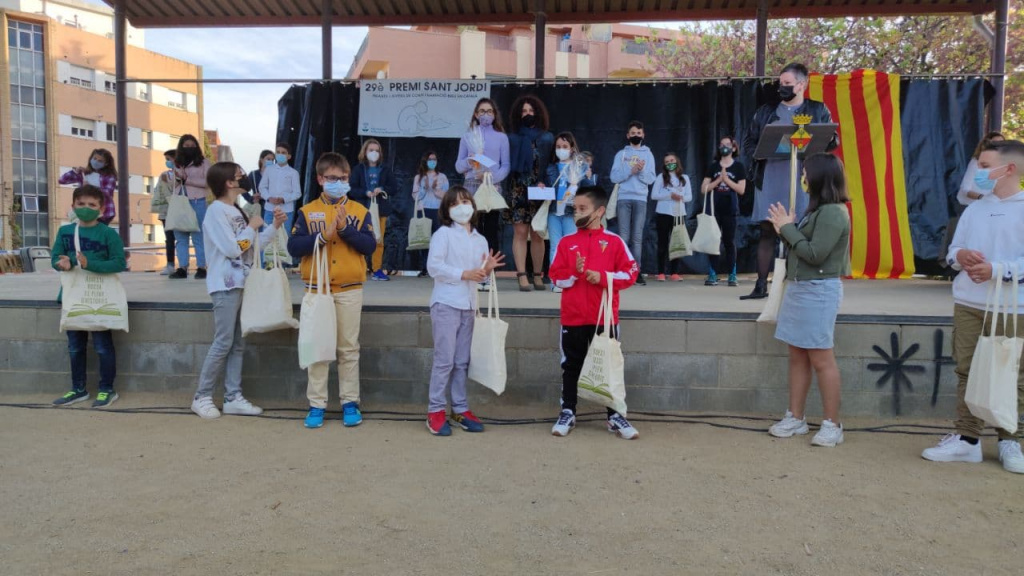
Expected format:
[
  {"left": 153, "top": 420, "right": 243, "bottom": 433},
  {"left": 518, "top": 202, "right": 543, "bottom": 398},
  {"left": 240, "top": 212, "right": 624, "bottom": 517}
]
[{"left": 947, "top": 190, "right": 1024, "bottom": 311}]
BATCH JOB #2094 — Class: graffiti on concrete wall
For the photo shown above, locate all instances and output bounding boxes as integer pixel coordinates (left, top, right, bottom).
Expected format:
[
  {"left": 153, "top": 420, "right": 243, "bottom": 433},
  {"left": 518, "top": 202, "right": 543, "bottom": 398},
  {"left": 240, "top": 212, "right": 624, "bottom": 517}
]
[{"left": 868, "top": 332, "right": 925, "bottom": 415}]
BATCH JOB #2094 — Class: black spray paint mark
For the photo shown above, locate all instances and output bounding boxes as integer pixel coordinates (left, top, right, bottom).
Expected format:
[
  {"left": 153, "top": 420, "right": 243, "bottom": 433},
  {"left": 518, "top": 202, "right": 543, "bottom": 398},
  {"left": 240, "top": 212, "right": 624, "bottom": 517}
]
[
  {"left": 868, "top": 332, "right": 925, "bottom": 416},
  {"left": 932, "top": 329, "right": 956, "bottom": 407}
]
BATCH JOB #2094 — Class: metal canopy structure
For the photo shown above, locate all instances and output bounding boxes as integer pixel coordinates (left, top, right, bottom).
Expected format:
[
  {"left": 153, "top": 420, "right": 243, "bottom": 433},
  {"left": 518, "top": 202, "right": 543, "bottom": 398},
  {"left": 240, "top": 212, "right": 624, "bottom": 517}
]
[{"left": 100, "top": 0, "right": 1008, "bottom": 246}]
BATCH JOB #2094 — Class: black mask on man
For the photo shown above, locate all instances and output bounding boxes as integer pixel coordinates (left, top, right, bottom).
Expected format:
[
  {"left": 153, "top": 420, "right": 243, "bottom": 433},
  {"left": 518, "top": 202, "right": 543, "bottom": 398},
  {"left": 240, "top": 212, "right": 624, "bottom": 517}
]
[{"left": 779, "top": 85, "right": 797, "bottom": 103}]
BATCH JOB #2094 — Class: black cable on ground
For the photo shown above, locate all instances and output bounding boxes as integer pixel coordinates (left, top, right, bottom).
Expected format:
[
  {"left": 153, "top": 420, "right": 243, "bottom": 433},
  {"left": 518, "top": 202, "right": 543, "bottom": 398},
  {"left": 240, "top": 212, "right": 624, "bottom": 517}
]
[{"left": 0, "top": 402, "right": 995, "bottom": 437}]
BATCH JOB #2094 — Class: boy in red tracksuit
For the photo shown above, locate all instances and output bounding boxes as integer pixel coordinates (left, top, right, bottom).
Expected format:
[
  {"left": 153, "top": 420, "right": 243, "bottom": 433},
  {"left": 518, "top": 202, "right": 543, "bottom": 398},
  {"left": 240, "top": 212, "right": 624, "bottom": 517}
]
[{"left": 548, "top": 185, "right": 640, "bottom": 439}]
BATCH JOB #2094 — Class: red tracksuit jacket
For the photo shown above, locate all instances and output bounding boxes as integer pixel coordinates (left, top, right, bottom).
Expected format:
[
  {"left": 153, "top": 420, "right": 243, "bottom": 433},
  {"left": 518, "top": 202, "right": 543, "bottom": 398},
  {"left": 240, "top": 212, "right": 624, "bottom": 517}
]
[{"left": 548, "top": 227, "right": 639, "bottom": 326}]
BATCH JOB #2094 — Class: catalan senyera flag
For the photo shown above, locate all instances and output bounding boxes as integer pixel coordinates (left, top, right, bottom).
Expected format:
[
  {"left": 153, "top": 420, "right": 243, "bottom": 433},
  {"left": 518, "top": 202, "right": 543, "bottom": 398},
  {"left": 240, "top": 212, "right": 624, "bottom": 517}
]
[{"left": 807, "top": 70, "right": 915, "bottom": 279}]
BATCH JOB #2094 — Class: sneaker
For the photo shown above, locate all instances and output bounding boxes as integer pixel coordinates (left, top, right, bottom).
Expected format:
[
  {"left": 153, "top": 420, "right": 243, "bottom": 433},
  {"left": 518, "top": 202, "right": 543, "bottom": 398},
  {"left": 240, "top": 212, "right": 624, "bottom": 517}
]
[
  {"left": 92, "top": 391, "right": 118, "bottom": 409},
  {"left": 223, "top": 396, "right": 263, "bottom": 416},
  {"left": 451, "top": 410, "right": 485, "bottom": 432},
  {"left": 998, "top": 440, "right": 1024, "bottom": 474},
  {"left": 169, "top": 267, "right": 188, "bottom": 279},
  {"left": 417, "top": 270, "right": 430, "bottom": 278},
  {"left": 194, "top": 268, "right": 207, "bottom": 280},
  {"left": 160, "top": 264, "right": 174, "bottom": 276},
  {"left": 191, "top": 396, "right": 221, "bottom": 419},
  {"left": 53, "top": 389, "right": 89, "bottom": 407},
  {"left": 768, "top": 411, "right": 809, "bottom": 438},
  {"left": 670, "top": 274, "right": 682, "bottom": 282},
  {"left": 370, "top": 269, "right": 390, "bottom": 282},
  {"left": 551, "top": 409, "right": 576, "bottom": 437},
  {"left": 304, "top": 406, "right": 325, "bottom": 429},
  {"left": 728, "top": 272, "right": 738, "bottom": 287},
  {"left": 811, "top": 419, "right": 844, "bottom": 447},
  {"left": 607, "top": 412, "right": 639, "bottom": 440},
  {"left": 655, "top": 274, "right": 666, "bottom": 282},
  {"left": 636, "top": 275, "right": 646, "bottom": 286},
  {"left": 921, "top": 433, "right": 983, "bottom": 463},
  {"left": 705, "top": 272, "right": 719, "bottom": 286},
  {"left": 427, "top": 410, "right": 452, "bottom": 436},
  {"left": 342, "top": 401, "right": 363, "bottom": 427},
  {"left": 552, "top": 285, "right": 562, "bottom": 293}
]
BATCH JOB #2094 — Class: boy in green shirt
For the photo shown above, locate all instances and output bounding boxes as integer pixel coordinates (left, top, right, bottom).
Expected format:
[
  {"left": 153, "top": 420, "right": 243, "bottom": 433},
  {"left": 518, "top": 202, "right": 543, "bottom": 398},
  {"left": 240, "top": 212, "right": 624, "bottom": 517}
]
[{"left": 51, "top": 185, "right": 127, "bottom": 408}]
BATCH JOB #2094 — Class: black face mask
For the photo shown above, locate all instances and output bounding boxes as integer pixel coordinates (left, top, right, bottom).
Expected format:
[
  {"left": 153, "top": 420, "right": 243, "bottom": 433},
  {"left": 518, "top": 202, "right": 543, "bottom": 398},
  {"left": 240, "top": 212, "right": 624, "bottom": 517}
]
[
  {"left": 521, "top": 114, "right": 536, "bottom": 128},
  {"left": 779, "top": 85, "right": 797, "bottom": 103},
  {"left": 720, "top": 146, "right": 733, "bottom": 157},
  {"left": 575, "top": 212, "right": 596, "bottom": 229},
  {"left": 628, "top": 136, "right": 643, "bottom": 146},
  {"left": 238, "top": 174, "right": 253, "bottom": 192}
]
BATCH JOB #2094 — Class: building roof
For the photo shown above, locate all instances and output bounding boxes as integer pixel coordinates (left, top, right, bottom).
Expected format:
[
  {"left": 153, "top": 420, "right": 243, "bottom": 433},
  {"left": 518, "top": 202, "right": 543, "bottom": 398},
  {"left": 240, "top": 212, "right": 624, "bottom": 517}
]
[{"left": 104, "top": 0, "right": 996, "bottom": 29}]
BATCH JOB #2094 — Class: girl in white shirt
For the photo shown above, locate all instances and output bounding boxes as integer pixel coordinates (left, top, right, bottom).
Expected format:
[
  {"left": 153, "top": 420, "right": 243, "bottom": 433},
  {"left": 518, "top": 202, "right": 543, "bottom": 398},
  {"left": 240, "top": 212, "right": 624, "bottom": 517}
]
[
  {"left": 191, "top": 162, "right": 286, "bottom": 420},
  {"left": 425, "top": 186, "right": 504, "bottom": 436},
  {"left": 650, "top": 153, "right": 693, "bottom": 281}
]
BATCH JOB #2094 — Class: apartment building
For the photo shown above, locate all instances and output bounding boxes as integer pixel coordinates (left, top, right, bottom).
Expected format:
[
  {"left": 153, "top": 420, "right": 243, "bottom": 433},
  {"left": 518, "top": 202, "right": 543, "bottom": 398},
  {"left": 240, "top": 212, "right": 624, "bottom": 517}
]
[{"left": 1, "top": 0, "right": 203, "bottom": 271}]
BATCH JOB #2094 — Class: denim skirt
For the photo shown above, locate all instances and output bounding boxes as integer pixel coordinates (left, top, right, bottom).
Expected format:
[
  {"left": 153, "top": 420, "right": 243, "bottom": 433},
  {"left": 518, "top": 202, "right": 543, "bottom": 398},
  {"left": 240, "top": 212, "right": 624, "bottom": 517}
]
[{"left": 774, "top": 278, "right": 843, "bottom": 349}]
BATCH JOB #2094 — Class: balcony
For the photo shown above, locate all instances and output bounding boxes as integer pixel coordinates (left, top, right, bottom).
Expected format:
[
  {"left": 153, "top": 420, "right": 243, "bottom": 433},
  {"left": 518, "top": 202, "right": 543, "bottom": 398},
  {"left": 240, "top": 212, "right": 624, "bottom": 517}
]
[
  {"left": 485, "top": 34, "right": 515, "bottom": 51},
  {"left": 557, "top": 39, "right": 590, "bottom": 55}
]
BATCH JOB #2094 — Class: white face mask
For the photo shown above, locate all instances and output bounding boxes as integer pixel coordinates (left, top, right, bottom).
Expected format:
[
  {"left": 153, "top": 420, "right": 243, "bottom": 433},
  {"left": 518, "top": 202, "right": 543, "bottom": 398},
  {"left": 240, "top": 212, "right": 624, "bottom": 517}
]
[
  {"left": 450, "top": 203, "right": 474, "bottom": 224},
  {"left": 367, "top": 151, "right": 380, "bottom": 163},
  {"left": 555, "top": 148, "right": 571, "bottom": 161}
]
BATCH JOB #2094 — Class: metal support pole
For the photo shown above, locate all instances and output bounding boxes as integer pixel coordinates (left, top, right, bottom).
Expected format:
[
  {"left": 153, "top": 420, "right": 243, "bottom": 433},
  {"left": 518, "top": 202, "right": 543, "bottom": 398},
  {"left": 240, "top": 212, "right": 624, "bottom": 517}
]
[
  {"left": 321, "top": 0, "right": 332, "bottom": 80},
  {"left": 990, "top": 0, "right": 1008, "bottom": 132},
  {"left": 114, "top": 0, "right": 130, "bottom": 245},
  {"left": 534, "top": 0, "right": 546, "bottom": 80},
  {"left": 755, "top": 0, "right": 768, "bottom": 76}
]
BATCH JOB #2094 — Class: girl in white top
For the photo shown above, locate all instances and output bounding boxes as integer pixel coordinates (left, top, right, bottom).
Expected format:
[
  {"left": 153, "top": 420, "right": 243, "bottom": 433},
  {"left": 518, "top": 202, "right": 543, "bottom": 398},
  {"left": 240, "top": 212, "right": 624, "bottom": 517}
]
[
  {"left": 650, "top": 152, "right": 693, "bottom": 281},
  {"left": 191, "top": 162, "right": 286, "bottom": 420},
  {"left": 412, "top": 150, "right": 450, "bottom": 277},
  {"left": 424, "top": 186, "right": 504, "bottom": 436}
]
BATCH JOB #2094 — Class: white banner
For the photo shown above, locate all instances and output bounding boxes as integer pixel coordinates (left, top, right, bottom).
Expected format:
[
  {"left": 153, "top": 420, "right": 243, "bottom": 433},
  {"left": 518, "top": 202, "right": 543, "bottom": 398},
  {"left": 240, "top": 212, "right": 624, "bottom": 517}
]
[{"left": 358, "top": 79, "right": 491, "bottom": 139}]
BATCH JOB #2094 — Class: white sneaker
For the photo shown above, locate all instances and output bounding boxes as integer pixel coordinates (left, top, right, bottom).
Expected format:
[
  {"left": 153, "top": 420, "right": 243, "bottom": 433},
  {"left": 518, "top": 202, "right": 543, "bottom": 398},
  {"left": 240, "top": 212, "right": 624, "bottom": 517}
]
[
  {"left": 223, "top": 396, "right": 263, "bottom": 416},
  {"left": 921, "top": 433, "right": 983, "bottom": 463},
  {"left": 160, "top": 264, "right": 174, "bottom": 276},
  {"left": 769, "top": 411, "right": 809, "bottom": 438},
  {"left": 552, "top": 286, "right": 563, "bottom": 294},
  {"left": 607, "top": 412, "right": 639, "bottom": 440},
  {"left": 811, "top": 419, "right": 844, "bottom": 447},
  {"left": 191, "top": 396, "right": 221, "bottom": 419},
  {"left": 551, "top": 409, "right": 576, "bottom": 437},
  {"left": 998, "top": 440, "right": 1024, "bottom": 474}
]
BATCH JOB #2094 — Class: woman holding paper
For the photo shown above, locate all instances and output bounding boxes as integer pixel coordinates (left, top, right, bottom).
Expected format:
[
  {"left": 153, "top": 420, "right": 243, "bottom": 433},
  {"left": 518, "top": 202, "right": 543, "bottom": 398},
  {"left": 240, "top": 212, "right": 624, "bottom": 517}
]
[
  {"left": 544, "top": 132, "right": 595, "bottom": 293},
  {"left": 456, "top": 98, "right": 510, "bottom": 263},
  {"left": 507, "top": 95, "right": 555, "bottom": 292}
]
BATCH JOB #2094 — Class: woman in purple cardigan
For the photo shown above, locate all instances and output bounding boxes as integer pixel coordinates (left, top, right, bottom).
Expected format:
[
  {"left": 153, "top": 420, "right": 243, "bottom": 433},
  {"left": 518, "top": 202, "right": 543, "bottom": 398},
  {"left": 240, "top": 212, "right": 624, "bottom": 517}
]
[{"left": 455, "top": 98, "right": 510, "bottom": 273}]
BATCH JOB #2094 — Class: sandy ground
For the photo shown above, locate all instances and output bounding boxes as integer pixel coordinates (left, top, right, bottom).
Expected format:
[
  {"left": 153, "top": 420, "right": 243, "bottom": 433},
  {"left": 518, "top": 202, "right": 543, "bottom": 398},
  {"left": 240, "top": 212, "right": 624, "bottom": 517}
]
[{"left": 1, "top": 393, "right": 1021, "bottom": 576}]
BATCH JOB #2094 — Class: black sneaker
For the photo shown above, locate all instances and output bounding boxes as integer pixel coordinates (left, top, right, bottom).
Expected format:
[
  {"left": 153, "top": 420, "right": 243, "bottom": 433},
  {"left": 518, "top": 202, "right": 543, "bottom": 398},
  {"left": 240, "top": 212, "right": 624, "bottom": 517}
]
[
  {"left": 636, "top": 275, "right": 647, "bottom": 286},
  {"left": 417, "top": 270, "right": 430, "bottom": 278},
  {"left": 53, "top": 389, "right": 89, "bottom": 407},
  {"left": 194, "top": 268, "right": 207, "bottom": 280},
  {"left": 169, "top": 268, "right": 187, "bottom": 279},
  {"left": 92, "top": 391, "right": 118, "bottom": 409}
]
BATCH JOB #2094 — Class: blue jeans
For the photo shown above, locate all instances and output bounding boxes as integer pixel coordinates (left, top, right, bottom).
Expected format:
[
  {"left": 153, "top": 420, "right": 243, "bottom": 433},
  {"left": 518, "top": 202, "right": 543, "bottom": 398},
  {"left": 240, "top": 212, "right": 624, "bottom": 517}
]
[
  {"left": 67, "top": 330, "right": 116, "bottom": 392},
  {"left": 174, "top": 198, "right": 208, "bottom": 269},
  {"left": 547, "top": 209, "right": 577, "bottom": 263},
  {"left": 616, "top": 199, "right": 647, "bottom": 267}
]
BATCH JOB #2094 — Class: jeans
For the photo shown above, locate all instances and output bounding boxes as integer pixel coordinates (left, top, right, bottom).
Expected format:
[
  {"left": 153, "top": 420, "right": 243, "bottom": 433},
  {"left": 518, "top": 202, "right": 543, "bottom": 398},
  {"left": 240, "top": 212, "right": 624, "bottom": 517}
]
[
  {"left": 616, "top": 199, "right": 647, "bottom": 267},
  {"left": 428, "top": 303, "right": 475, "bottom": 413},
  {"left": 67, "top": 330, "right": 116, "bottom": 392},
  {"left": 160, "top": 218, "right": 176, "bottom": 267},
  {"left": 194, "top": 289, "right": 245, "bottom": 401},
  {"left": 174, "top": 198, "right": 208, "bottom": 269},
  {"left": 547, "top": 209, "right": 577, "bottom": 264}
]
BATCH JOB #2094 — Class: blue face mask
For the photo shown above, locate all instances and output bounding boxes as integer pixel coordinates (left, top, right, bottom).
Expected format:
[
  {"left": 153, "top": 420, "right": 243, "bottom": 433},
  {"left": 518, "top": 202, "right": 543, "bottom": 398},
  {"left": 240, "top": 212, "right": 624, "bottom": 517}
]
[
  {"left": 974, "top": 166, "right": 1006, "bottom": 192},
  {"left": 90, "top": 158, "right": 105, "bottom": 171},
  {"left": 165, "top": 160, "right": 175, "bottom": 169},
  {"left": 323, "top": 180, "right": 349, "bottom": 199},
  {"left": 426, "top": 160, "right": 437, "bottom": 171},
  {"left": 264, "top": 159, "right": 275, "bottom": 168},
  {"left": 275, "top": 154, "right": 287, "bottom": 165}
]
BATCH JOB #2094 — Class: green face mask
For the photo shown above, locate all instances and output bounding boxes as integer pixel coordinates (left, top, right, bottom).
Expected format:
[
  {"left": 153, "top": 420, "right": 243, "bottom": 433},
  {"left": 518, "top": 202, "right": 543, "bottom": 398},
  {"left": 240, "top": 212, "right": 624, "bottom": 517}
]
[
  {"left": 74, "top": 207, "right": 101, "bottom": 222},
  {"left": 666, "top": 163, "right": 678, "bottom": 171}
]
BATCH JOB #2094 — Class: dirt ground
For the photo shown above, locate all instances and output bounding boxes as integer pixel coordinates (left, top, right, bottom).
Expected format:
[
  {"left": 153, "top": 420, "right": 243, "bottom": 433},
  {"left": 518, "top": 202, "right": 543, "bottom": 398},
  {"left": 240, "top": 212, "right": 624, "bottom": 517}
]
[{"left": 1, "top": 393, "right": 1021, "bottom": 576}]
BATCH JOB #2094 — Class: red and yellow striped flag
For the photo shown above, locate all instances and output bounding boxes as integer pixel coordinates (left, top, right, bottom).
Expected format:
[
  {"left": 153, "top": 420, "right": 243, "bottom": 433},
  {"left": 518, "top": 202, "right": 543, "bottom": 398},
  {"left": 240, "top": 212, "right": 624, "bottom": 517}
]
[{"left": 807, "top": 70, "right": 915, "bottom": 279}]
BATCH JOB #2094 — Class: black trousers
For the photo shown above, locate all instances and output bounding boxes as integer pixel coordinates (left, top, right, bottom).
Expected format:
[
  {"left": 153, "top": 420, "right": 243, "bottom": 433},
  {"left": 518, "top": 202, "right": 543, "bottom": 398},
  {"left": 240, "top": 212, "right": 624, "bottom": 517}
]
[
  {"left": 160, "top": 218, "right": 176, "bottom": 266},
  {"left": 478, "top": 210, "right": 502, "bottom": 258},
  {"left": 654, "top": 214, "right": 683, "bottom": 275},
  {"left": 709, "top": 212, "right": 737, "bottom": 274},
  {"left": 560, "top": 324, "right": 618, "bottom": 417}
]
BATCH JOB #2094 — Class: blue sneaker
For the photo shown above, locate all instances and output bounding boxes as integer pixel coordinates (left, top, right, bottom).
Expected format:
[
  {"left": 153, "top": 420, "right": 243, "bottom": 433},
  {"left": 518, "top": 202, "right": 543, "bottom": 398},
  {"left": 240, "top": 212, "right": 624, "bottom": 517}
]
[
  {"left": 342, "top": 402, "right": 363, "bottom": 427},
  {"left": 705, "top": 271, "right": 719, "bottom": 286},
  {"left": 370, "top": 269, "right": 390, "bottom": 282},
  {"left": 450, "top": 410, "right": 485, "bottom": 432},
  {"left": 305, "top": 406, "right": 325, "bottom": 429},
  {"left": 53, "top": 389, "right": 89, "bottom": 407}
]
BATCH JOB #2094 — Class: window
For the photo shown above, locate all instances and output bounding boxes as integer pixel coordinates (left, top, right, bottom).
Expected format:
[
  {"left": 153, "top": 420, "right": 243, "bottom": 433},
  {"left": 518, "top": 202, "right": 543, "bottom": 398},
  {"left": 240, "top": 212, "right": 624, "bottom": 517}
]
[
  {"left": 68, "top": 64, "right": 93, "bottom": 88},
  {"left": 104, "top": 80, "right": 116, "bottom": 93},
  {"left": 71, "top": 117, "right": 94, "bottom": 138},
  {"left": 22, "top": 196, "right": 39, "bottom": 212},
  {"left": 10, "top": 20, "right": 49, "bottom": 248},
  {"left": 167, "top": 89, "right": 186, "bottom": 109},
  {"left": 106, "top": 123, "right": 117, "bottom": 142},
  {"left": 143, "top": 176, "right": 154, "bottom": 195},
  {"left": 144, "top": 225, "right": 156, "bottom": 243},
  {"left": 141, "top": 129, "right": 153, "bottom": 149}
]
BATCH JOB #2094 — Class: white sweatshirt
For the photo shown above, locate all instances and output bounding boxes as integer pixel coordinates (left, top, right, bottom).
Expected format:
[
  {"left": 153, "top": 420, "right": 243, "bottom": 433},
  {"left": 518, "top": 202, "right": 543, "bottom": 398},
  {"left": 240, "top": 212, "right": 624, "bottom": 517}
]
[
  {"left": 650, "top": 173, "right": 692, "bottom": 217},
  {"left": 202, "top": 200, "right": 279, "bottom": 295},
  {"left": 947, "top": 190, "right": 1024, "bottom": 311}
]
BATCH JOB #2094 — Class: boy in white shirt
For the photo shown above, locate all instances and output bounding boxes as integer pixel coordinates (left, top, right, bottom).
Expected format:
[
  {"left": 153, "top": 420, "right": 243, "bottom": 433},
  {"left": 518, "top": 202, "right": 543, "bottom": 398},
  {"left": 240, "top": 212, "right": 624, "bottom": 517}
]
[{"left": 257, "top": 142, "right": 303, "bottom": 262}]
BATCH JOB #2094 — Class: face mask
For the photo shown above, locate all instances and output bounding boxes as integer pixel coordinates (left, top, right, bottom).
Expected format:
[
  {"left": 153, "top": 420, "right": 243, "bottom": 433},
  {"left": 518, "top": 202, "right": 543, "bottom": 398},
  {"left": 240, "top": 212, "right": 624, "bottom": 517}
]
[
  {"left": 575, "top": 212, "right": 596, "bottom": 229},
  {"left": 555, "top": 148, "right": 571, "bottom": 161},
  {"left": 521, "top": 114, "right": 536, "bottom": 128},
  {"left": 478, "top": 113, "right": 494, "bottom": 127},
  {"left": 720, "top": 146, "right": 732, "bottom": 156},
  {"left": 89, "top": 159, "right": 105, "bottom": 171},
  {"left": 74, "top": 207, "right": 101, "bottom": 222},
  {"left": 275, "top": 153, "right": 288, "bottom": 165},
  {"left": 264, "top": 159, "right": 274, "bottom": 168},
  {"left": 450, "top": 203, "right": 474, "bottom": 224},
  {"left": 323, "top": 180, "right": 349, "bottom": 199},
  {"left": 238, "top": 175, "right": 253, "bottom": 192},
  {"left": 666, "top": 163, "right": 678, "bottom": 171},
  {"left": 426, "top": 160, "right": 438, "bottom": 170},
  {"left": 165, "top": 160, "right": 175, "bottom": 169},
  {"left": 779, "top": 85, "right": 797, "bottom": 103},
  {"left": 367, "top": 151, "right": 380, "bottom": 163},
  {"left": 183, "top": 147, "right": 199, "bottom": 158},
  {"left": 628, "top": 136, "right": 643, "bottom": 146},
  {"left": 974, "top": 166, "right": 1006, "bottom": 192}
]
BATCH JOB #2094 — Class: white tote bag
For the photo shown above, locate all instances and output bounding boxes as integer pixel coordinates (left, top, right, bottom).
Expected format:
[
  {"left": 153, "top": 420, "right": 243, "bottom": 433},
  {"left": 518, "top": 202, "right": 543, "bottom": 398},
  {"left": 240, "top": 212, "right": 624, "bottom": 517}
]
[
  {"left": 407, "top": 200, "right": 433, "bottom": 251},
  {"left": 241, "top": 231, "right": 299, "bottom": 337},
  {"left": 263, "top": 225, "right": 291, "bottom": 262},
  {"left": 691, "top": 192, "right": 722, "bottom": 256},
  {"left": 474, "top": 172, "right": 509, "bottom": 212},
  {"left": 966, "top": 264, "right": 1022, "bottom": 433},
  {"left": 468, "top": 273, "right": 509, "bottom": 395},
  {"left": 605, "top": 183, "right": 619, "bottom": 220},
  {"left": 577, "top": 274, "right": 628, "bottom": 415},
  {"left": 757, "top": 256, "right": 789, "bottom": 323},
  {"left": 297, "top": 242, "right": 337, "bottom": 369},
  {"left": 165, "top": 187, "right": 199, "bottom": 232},
  {"left": 668, "top": 206, "right": 692, "bottom": 260},
  {"left": 368, "top": 194, "right": 383, "bottom": 243},
  {"left": 532, "top": 200, "right": 551, "bottom": 240},
  {"left": 59, "top": 225, "right": 130, "bottom": 332}
]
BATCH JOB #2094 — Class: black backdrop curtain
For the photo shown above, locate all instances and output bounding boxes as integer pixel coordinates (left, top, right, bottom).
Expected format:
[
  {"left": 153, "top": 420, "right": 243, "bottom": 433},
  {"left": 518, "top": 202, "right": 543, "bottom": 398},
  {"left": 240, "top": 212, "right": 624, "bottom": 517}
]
[{"left": 276, "top": 78, "right": 988, "bottom": 275}]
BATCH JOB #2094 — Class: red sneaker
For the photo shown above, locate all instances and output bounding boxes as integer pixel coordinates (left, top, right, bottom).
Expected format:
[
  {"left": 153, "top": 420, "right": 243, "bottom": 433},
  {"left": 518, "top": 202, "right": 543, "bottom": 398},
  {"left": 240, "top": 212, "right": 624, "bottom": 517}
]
[
  {"left": 426, "top": 410, "right": 452, "bottom": 436},
  {"left": 655, "top": 274, "right": 666, "bottom": 282},
  {"left": 450, "top": 410, "right": 485, "bottom": 432},
  {"left": 670, "top": 274, "right": 682, "bottom": 282}
]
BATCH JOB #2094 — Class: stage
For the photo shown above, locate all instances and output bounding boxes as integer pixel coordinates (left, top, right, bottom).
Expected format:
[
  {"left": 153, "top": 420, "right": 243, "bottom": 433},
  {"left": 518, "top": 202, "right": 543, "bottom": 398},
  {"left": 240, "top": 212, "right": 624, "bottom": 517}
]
[{"left": 0, "top": 272, "right": 959, "bottom": 419}]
